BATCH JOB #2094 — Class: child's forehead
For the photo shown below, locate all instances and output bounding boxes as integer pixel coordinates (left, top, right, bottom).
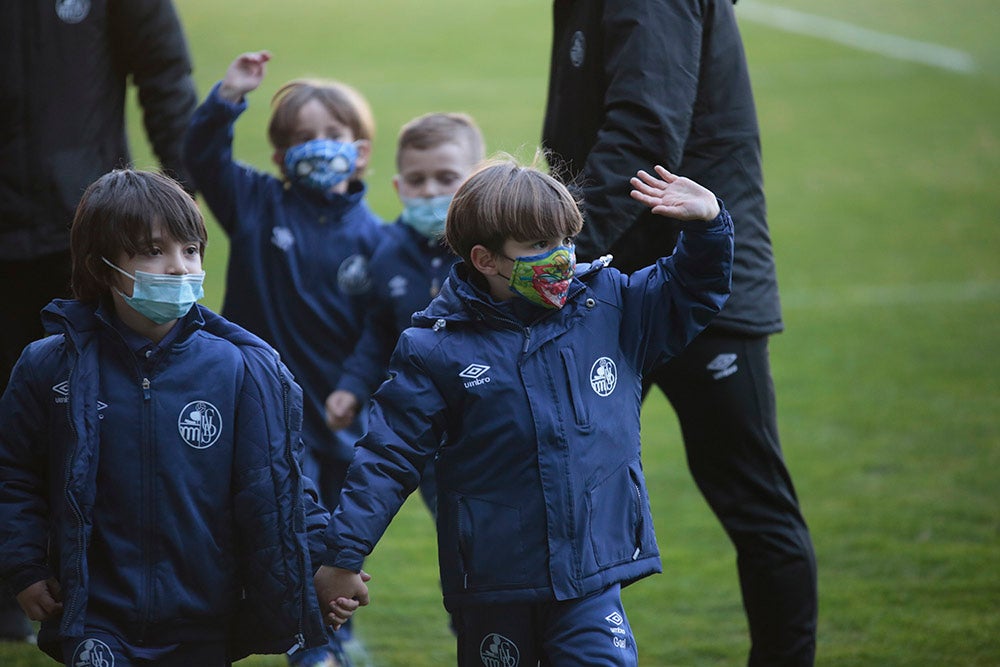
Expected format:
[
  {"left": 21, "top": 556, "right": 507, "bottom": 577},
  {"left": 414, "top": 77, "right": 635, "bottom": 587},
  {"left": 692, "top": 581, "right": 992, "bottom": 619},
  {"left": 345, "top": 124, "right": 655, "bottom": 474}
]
[
  {"left": 293, "top": 99, "right": 352, "bottom": 133},
  {"left": 398, "top": 141, "right": 474, "bottom": 171}
]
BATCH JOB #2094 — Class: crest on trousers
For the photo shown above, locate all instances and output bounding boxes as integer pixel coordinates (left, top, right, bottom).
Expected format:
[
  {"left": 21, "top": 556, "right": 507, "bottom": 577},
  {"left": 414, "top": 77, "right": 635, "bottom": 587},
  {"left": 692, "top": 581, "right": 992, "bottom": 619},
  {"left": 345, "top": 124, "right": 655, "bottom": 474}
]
[
  {"left": 56, "top": 0, "right": 90, "bottom": 23},
  {"left": 480, "top": 633, "right": 519, "bottom": 667},
  {"left": 72, "top": 637, "right": 114, "bottom": 667}
]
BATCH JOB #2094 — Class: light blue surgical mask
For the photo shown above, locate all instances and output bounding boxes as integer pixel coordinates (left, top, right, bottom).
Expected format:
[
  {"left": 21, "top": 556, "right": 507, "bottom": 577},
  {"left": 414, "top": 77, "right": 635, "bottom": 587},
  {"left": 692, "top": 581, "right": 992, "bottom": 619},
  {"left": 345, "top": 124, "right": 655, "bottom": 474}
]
[
  {"left": 283, "top": 138, "right": 359, "bottom": 192},
  {"left": 400, "top": 194, "right": 453, "bottom": 240},
  {"left": 103, "top": 257, "right": 205, "bottom": 324}
]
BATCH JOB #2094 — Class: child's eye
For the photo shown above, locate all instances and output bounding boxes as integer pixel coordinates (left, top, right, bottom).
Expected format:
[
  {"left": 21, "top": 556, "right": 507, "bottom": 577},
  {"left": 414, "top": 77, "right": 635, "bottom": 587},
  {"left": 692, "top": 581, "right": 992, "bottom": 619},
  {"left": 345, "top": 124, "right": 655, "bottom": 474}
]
[
  {"left": 147, "top": 247, "right": 162, "bottom": 256},
  {"left": 184, "top": 245, "right": 199, "bottom": 255},
  {"left": 563, "top": 236, "right": 575, "bottom": 246}
]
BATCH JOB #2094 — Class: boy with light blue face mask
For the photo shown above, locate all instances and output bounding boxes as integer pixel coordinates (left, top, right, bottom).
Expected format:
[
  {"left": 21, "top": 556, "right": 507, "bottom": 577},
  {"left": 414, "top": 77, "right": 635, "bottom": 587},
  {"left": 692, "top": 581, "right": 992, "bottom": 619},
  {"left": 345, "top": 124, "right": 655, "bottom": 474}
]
[
  {"left": 184, "top": 50, "right": 385, "bottom": 667},
  {"left": 0, "top": 170, "right": 333, "bottom": 666},
  {"left": 327, "top": 112, "right": 484, "bottom": 529}
]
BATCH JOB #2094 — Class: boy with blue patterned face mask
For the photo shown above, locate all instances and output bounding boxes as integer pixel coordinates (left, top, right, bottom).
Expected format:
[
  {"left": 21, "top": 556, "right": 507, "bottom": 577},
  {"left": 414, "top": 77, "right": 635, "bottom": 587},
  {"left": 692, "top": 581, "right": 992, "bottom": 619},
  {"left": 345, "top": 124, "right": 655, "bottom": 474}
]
[{"left": 183, "top": 50, "right": 384, "bottom": 667}]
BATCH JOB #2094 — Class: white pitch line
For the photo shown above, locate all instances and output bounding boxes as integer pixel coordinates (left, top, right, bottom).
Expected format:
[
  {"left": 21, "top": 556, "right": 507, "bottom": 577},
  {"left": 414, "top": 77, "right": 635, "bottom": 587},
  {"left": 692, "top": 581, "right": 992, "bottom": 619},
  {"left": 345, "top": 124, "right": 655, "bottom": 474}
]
[
  {"left": 781, "top": 281, "right": 1000, "bottom": 310},
  {"left": 737, "top": 2, "right": 977, "bottom": 74}
]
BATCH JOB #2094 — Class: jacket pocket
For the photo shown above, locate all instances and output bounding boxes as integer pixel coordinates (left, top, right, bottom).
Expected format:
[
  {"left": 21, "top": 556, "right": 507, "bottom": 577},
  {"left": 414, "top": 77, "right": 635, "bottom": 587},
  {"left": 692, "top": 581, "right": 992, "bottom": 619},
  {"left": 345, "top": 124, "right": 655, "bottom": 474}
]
[
  {"left": 559, "top": 347, "right": 591, "bottom": 430},
  {"left": 456, "top": 494, "right": 528, "bottom": 588},
  {"left": 588, "top": 462, "right": 644, "bottom": 567}
]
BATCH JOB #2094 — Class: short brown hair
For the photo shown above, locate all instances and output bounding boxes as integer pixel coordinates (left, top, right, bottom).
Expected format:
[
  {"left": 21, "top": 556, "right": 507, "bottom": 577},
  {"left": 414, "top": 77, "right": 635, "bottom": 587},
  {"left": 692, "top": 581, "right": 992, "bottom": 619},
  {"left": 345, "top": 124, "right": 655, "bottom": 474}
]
[
  {"left": 396, "top": 112, "right": 485, "bottom": 170},
  {"left": 268, "top": 79, "right": 375, "bottom": 180},
  {"left": 70, "top": 170, "right": 207, "bottom": 302},
  {"left": 445, "top": 157, "right": 584, "bottom": 266}
]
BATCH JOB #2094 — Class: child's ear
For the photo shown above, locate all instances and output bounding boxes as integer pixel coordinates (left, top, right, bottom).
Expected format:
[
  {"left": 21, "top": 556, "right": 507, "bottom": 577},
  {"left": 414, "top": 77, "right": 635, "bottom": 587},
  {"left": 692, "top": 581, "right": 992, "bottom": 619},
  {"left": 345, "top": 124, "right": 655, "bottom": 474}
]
[
  {"left": 391, "top": 174, "right": 401, "bottom": 196},
  {"left": 271, "top": 150, "right": 285, "bottom": 172},
  {"left": 354, "top": 139, "right": 373, "bottom": 172},
  {"left": 470, "top": 245, "right": 500, "bottom": 275}
]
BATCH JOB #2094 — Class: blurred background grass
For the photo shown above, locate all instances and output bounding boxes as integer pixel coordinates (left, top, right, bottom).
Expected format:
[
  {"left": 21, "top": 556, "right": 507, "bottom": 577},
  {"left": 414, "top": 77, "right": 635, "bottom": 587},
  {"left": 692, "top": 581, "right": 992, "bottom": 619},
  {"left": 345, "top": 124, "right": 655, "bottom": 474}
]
[{"left": 3, "top": 1, "right": 998, "bottom": 665}]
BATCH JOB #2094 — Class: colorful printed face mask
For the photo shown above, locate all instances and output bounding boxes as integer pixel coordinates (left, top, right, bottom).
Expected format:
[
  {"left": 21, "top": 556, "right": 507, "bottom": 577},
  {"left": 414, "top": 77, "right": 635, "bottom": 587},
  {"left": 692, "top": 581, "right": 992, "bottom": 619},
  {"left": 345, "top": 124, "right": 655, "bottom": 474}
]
[
  {"left": 400, "top": 194, "right": 453, "bottom": 240},
  {"left": 501, "top": 244, "right": 576, "bottom": 309},
  {"left": 283, "top": 138, "right": 358, "bottom": 192},
  {"left": 103, "top": 257, "right": 204, "bottom": 324}
]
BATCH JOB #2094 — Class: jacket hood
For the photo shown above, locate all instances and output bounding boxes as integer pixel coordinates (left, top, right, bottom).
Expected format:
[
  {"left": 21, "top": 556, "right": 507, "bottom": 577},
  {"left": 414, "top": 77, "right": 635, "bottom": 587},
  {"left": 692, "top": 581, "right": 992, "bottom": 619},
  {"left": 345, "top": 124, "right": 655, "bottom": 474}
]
[{"left": 41, "top": 299, "right": 277, "bottom": 355}]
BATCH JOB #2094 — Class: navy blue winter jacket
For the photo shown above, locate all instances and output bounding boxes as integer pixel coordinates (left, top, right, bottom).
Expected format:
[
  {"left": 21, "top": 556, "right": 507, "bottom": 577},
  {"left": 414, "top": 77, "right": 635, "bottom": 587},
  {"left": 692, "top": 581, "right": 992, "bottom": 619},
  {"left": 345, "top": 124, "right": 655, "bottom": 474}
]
[
  {"left": 0, "top": 301, "right": 328, "bottom": 661},
  {"left": 183, "top": 83, "right": 385, "bottom": 463},
  {"left": 337, "top": 218, "right": 456, "bottom": 402},
  {"left": 323, "top": 209, "right": 734, "bottom": 611}
]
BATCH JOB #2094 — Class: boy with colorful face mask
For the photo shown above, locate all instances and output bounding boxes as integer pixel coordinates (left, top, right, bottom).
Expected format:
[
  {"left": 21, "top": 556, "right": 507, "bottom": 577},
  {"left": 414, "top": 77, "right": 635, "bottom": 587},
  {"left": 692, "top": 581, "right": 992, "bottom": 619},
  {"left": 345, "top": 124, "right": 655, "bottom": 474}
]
[
  {"left": 314, "top": 159, "right": 735, "bottom": 665},
  {"left": 0, "top": 170, "right": 335, "bottom": 666},
  {"left": 183, "top": 50, "right": 384, "bottom": 667},
  {"left": 326, "top": 112, "right": 484, "bottom": 516}
]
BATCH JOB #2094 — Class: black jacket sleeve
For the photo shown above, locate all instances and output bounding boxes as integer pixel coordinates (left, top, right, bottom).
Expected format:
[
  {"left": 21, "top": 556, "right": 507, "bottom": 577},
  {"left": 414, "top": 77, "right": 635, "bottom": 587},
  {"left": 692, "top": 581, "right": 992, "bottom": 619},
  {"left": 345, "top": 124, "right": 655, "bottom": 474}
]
[
  {"left": 543, "top": 0, "right": 704, "bottom": 260},
  {"left": 110, "top": 0, "right": 198, "bottom": 193}
]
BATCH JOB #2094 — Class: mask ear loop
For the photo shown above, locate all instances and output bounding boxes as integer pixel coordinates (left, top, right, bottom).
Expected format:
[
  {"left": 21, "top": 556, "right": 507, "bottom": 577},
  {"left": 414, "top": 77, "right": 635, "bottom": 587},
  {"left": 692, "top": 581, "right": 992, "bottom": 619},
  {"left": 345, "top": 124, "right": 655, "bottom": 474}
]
[
  {"left": 102, "top": 256, "right": 135, "bottom": 281},
  {"left": 101, "top": 257, "right": 137, "bottom": 301}
]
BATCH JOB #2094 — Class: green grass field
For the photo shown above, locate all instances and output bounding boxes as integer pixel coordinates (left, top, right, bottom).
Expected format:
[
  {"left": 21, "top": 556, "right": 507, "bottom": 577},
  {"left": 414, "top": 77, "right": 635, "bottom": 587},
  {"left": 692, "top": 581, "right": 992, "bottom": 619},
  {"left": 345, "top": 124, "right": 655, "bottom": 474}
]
[{"left": 3, "top": 1, "right": 998, "bottom": 665}]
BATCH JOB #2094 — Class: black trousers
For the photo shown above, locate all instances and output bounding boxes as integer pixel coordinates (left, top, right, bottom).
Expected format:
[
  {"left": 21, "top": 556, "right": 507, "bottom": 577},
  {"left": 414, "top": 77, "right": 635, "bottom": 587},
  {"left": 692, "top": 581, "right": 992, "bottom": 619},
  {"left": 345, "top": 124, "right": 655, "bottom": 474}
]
[{"left": 646, "top": 329, "right": 817, "bottom": 666}]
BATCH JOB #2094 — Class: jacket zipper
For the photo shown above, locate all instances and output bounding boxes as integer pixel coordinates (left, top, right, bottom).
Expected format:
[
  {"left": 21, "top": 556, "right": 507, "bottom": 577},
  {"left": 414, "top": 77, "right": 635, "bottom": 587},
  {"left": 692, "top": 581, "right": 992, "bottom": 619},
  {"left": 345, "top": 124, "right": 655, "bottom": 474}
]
[
  {"left": 279, "top": 367, "right": 308, "bottom": 651},
  {"left": 139, "top": 375, "right": 152, "bottom": 641},
  {"left": 61, "top": 354, "right": 86, "bottom": 633}
]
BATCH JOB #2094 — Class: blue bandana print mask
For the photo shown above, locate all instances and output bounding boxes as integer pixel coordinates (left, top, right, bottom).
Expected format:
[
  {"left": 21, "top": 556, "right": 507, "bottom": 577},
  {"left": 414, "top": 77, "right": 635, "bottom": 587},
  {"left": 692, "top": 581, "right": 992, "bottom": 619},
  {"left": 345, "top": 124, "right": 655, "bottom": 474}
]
[
  {"left": 103, "top": 257, "right": 205, "bottom": 324},
  {"left": 400, "top": 194, "right": 454, "bottom": 240},
  {"left": 284, "top": 138, "right": 359, "bottom": 192}
]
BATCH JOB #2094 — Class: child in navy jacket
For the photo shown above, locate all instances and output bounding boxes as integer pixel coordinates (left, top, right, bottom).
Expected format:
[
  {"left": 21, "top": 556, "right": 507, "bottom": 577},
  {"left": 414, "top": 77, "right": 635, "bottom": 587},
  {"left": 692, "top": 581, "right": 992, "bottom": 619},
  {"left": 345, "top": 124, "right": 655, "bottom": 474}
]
[
  {"left": 183, "top": 50, "right": 383, "bottom": 529},
  {"left": 326, "top": 111, "right": 485, "bottom": 516},
  {"left": 0, "top": 170, "right": 333, "bottom": 666},
  {"left": 315, "top": 160, "right": 734, "bottom": 665}
]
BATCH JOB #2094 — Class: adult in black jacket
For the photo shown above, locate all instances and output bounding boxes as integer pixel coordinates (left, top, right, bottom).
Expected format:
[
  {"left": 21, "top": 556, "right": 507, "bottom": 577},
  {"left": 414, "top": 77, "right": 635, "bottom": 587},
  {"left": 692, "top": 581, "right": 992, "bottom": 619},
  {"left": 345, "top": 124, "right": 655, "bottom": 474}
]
[
  {"left": 542, "top": 0, "right": 817, "bottom": 664},
  {"left": 0, "top": 0, "right": 197, "bottom": 641}
]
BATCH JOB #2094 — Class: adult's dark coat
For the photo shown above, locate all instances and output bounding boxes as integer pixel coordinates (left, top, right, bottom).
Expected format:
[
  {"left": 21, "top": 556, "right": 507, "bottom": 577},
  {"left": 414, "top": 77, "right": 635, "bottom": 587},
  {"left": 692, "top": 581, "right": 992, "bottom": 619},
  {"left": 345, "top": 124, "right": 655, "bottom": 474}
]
[
  {"left": 0, "top": 0, "right": 197, "bottom": 260},
  {"left": 543, "top": 0, "right": 781, "bottom": 335}
]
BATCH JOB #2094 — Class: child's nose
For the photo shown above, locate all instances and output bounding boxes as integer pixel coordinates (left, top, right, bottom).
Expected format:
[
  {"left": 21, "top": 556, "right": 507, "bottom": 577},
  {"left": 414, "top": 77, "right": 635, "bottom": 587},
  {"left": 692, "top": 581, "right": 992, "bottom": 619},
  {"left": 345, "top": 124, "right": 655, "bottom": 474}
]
[{"left": 166, "top": 253, "right": 190, "bottom": 274}]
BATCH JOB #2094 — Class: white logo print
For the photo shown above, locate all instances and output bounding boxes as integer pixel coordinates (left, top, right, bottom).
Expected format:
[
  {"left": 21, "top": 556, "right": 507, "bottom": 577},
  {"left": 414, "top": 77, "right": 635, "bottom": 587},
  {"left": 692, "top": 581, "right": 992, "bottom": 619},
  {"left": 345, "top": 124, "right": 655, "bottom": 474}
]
[
  {"left": 72, "top": 637, "right": 114, "bottom": 667},
  {"left": 707, "top": 353, "right": 738, "bottom": 380},
  {"left": 480, "top": 633, "right": 519, "bottom": 667},
  {"left": 271, "top": 226, "right": 295, "bottom": 251},
  {"left": 590, "top": 357, "right": 617, "bottom": 396},
  {"left": 388, "top": 275, "right": 408, "bottom": 298},
  {"left": 605, "top": 610, "right": 630, "bottom": 649},
  {"left": 56, "top": 0, "right": 90, "bottom": 24},
  {"left": 53, "top": 381, "right": 70, "bottom": 404},
  {"left": 460, "top": 363, "right": 491, "bottom": 389},
  {"left": 178, "top": 401, "right": 222, "bottom": 449},
  {"left": 338, "top": 254, "right": 372, "bottom": 295}
]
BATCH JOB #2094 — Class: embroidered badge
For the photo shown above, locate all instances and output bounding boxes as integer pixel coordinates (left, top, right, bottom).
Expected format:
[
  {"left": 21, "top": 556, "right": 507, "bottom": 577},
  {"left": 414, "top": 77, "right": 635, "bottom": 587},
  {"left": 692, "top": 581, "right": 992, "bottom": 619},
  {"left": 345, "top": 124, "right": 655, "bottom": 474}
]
[
  {"left": 590, "top": 357, "right": 617, "bottom": 396},
  {"left": 480, "top": 633, "right": 519, "bottom": 667},
  {"left": 178, "top": 401, "right": 222, "bottom": 449}
]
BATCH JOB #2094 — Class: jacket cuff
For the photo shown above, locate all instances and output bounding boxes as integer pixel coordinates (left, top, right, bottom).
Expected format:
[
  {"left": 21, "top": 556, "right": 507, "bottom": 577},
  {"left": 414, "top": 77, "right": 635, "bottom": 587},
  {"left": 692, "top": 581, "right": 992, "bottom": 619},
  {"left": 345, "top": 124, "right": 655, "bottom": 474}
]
[
  {"left": 678, "top": 197, "right": 733, "bottom": 235},
  {"left": 206, "top": 81, "right": 249, "bottom": 118},
  {"left": 320, "top": 546, "right": 366, "bottom": 573},
  {"left": 3, "top": 562, "right": 53, "bottom": 598},
  {"left": 335, "top": 374, "right": 369, "bottom": 406}
]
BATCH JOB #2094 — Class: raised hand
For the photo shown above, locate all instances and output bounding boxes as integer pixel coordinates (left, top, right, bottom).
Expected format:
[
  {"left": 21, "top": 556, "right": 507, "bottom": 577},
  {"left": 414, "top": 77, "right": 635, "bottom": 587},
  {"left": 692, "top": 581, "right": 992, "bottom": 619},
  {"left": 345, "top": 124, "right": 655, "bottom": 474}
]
[
  {"left": 219, "top": 50, "right": 272, "bottom": 103},
  {"left": 630, "top": 165, "right": 720, "bottom": 222}
]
